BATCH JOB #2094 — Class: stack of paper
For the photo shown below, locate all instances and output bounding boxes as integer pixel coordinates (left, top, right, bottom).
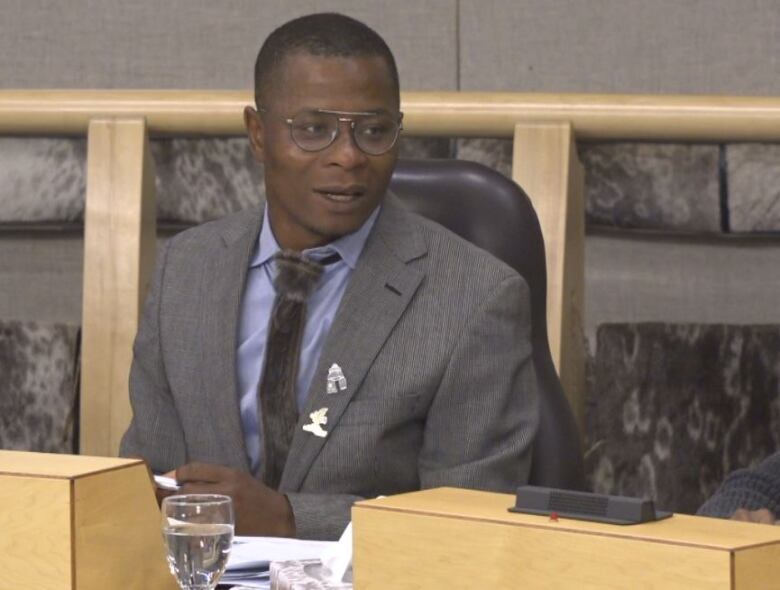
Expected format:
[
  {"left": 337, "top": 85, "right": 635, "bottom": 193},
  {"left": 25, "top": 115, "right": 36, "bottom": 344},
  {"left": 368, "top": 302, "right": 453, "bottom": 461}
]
[{"left": 219, "top": 536, "right": 336, "bottom": 589}]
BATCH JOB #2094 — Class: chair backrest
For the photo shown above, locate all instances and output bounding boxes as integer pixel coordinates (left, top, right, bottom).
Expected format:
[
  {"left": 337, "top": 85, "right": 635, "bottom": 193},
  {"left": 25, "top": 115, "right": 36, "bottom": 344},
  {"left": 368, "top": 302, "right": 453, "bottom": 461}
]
[{"left": 389, "top": 158, "right": 586, "bottom": 490}]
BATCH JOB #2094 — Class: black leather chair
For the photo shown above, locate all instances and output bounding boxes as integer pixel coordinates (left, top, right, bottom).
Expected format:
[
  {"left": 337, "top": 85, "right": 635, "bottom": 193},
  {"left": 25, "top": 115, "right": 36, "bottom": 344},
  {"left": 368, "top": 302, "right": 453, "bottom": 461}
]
[{"left": 389, "top": 158, "right": 586, "bottom": 491}]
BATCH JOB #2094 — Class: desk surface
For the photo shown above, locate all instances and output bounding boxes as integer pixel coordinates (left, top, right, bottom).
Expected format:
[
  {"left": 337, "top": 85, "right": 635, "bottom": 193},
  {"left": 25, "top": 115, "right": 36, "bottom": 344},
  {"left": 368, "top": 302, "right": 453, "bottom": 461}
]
[
  {"left": 357, "top": 487, "right": 780, "bottom": 551},
  {"left": 0, "top": 450, "right": 141, "bottom": 479},
  {"left": 354, "top": 488, "right": 780, "bottom": 589}
]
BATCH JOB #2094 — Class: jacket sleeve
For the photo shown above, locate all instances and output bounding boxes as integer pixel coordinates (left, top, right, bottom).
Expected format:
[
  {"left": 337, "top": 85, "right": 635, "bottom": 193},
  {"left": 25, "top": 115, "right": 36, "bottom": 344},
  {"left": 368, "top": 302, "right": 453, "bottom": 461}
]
[
  {"left": 285, "top": 492, "right": 363, "bottom": 540},
  {"left": 119, "top": 240, "right": 188, "bottom": 473},
  {"left": 419, "top": 273, "right": 538, "bottom": 492},
  {"left": 697, "top": 451, "right": 780, "bottom": 518}
]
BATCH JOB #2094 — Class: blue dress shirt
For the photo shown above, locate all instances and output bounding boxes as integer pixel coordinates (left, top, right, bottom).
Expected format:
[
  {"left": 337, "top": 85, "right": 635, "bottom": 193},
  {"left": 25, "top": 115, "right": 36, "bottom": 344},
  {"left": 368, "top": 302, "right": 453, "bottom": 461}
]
[{"left": 236, "top": 206, "right": 379, "bottom": 474}]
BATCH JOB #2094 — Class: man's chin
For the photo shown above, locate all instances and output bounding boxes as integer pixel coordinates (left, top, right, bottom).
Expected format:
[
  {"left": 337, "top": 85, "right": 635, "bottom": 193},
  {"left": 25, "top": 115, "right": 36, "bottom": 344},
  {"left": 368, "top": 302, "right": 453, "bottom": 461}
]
[
  {"left": 310, "top": 223, "right": 361, "bottom": 243},
  {"left": 311, "top": 207, "right": 378, "bottom": 240}
]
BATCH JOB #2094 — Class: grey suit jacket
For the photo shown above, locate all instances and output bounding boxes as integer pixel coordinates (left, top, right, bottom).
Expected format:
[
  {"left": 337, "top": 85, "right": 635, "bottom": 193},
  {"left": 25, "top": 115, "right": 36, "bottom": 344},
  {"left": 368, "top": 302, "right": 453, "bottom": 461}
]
[
  {"left": 120, "top": 195, "right": 538, "bottom": 539},
  {"left": 698, "top": 450, "right": 780, "bottom": 518}
]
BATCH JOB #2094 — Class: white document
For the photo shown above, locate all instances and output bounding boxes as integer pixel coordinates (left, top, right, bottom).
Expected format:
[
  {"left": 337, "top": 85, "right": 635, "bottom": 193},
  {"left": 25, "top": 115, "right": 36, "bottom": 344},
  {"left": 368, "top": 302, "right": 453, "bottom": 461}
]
[
  {"left": 228, "top": 535, "right": 336, "bottom": 570},
  {"left": 220, "top": 580, "right": 269, "bottom": 589},
  {"left": 153, "top": 474, "right": 181, "bottom": 491},
  {"left": 320, "top": 522, "right": 353, "bottom": 583}
]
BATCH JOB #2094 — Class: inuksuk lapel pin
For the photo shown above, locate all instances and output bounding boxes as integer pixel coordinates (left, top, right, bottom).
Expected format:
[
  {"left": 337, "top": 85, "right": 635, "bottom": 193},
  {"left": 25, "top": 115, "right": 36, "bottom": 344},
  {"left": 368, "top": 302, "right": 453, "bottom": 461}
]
[
  {"left": 326, "top": 363, "right": 347, "bottom": 394},
  {"left": 303, "top": 407, "right": 329, "bottom": 438}
]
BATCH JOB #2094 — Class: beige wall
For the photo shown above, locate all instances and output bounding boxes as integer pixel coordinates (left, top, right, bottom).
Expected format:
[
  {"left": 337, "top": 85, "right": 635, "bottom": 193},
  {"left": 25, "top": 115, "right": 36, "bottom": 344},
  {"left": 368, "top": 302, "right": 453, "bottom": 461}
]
[
  {"left": 8, "top": 230, "right": 780, "bottom": 348},
  {"left": 460, "top": 0, "right": 780, "bottom": 94},
  {"left": 0, "top": 0, "right": 457, "bottom": 90},
  {"left": 585, "top": 232, "right": 780, "bottom": 347},
  {"left": 3, "top": 1, "right": 779, "bottom": 95}
]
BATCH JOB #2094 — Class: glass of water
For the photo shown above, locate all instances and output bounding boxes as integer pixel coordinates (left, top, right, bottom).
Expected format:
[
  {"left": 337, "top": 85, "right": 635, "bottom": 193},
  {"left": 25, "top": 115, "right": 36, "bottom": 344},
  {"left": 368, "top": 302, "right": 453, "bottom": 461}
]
[{"left": 161, "top": 494, "right": 234, "bottom": 590}]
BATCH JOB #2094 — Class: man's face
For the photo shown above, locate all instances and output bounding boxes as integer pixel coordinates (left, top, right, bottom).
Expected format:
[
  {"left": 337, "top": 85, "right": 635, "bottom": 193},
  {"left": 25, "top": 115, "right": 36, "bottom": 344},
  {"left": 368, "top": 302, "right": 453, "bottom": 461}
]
[{"left": 245, "top": 52, "right": 400, "bottom": 251}]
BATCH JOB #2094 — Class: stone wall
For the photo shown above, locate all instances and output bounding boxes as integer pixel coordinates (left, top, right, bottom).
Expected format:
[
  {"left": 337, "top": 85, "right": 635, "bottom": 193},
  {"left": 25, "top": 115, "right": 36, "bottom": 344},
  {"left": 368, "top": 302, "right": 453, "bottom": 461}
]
[
  {"left": 0, "top": 320, "right": 79, "bottom": 453},
  {"left": 587, "top": 323, "right": 780, "bottom": 514},
  {"left": 4, "top": 136, "right": 780, "bottom": 233}
]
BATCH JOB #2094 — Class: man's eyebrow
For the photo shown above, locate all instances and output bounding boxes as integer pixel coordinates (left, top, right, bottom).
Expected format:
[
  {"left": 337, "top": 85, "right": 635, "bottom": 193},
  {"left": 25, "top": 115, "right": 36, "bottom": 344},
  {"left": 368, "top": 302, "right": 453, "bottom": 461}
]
[{"left": 311, "top": 107, "right": 398, "bottom": 117}]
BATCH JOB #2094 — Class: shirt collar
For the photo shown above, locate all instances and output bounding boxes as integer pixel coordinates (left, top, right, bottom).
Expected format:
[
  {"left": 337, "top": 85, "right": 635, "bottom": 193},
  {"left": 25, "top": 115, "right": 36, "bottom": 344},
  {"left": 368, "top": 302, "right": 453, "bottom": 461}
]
[{"left": 249, "top": 203, "right": 381, "bottom": 270}]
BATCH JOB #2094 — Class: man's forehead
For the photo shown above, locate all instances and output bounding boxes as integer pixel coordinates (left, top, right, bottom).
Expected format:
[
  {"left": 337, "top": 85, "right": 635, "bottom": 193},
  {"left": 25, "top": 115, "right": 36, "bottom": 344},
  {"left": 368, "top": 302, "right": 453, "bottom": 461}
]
[
  {"left": 279, "top": 51, "right": 390, "bottom": 76},
  {"left": 265, "top": 51, "right": 397, "bottom": 100}
]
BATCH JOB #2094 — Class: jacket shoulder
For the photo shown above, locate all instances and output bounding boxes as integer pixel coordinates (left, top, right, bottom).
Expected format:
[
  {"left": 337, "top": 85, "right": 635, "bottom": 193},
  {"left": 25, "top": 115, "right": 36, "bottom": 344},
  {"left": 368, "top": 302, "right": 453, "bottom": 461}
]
[
  {"left": 166, "top": 209, "right": 261, "bottom": 253},
  {"left": 398, "top": 204, "right": 521, "bottom": 286}
]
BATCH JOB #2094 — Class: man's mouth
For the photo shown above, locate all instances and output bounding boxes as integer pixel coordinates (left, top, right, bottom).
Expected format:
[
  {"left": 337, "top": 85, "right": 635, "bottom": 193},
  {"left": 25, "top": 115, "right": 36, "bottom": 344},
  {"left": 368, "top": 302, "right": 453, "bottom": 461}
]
[{"left": 314, "top": 186, "right": 366, "bottom": 202}]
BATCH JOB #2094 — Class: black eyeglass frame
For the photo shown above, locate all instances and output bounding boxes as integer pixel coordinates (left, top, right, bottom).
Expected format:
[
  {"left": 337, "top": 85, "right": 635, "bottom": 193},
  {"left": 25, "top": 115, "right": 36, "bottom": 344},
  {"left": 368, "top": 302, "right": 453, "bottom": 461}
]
[{"left": 257, "top": 107, "right": 404, "bottom": 156}]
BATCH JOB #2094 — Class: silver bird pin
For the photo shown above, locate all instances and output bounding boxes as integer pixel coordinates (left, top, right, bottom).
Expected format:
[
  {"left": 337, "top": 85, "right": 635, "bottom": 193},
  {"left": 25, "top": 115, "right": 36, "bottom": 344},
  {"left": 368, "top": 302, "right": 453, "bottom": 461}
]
[{"left": 302, "top": 407, "right": 329, "bottom": 438}]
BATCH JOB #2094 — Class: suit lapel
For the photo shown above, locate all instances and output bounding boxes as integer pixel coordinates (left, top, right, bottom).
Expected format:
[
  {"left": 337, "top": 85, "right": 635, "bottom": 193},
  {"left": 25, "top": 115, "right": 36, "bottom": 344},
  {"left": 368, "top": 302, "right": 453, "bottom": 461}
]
[
  {"left": 281, "top": 197, "right": 427, "bottom": 491},
  {"left": 201, "top": 211, "right": 263, "bottom": 471}
]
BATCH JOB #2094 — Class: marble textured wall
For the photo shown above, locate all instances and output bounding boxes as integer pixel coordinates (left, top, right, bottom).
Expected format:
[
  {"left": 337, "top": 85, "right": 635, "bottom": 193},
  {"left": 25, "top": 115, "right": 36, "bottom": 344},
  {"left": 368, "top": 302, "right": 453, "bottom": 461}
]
[
  {"left": 0, "top": 321, "right": 80, "bottom": 453},
  {"left": 0, "top": 138, "right": 86, "bottom": 223},
  {"left": 153, "top": 138, "right": 263, "bottom": 223},
  {"left": 0, "top": 136, "right": 453, "bottom": 226},
  {"left": 456, "top": 138, "right": 726, "bottom": 232},
  {"left": 2, "top": 136, "right": 779, "bottom": 233},
  {"left": 153, "top": 136, "right": 453, "bottom": 223},
  {"left": 581, "top": 144, "right": 721, "bottom": 232},
  {"left": 727, "top": 144, "right": 780, "bottom": 233},
  {"left": 586, "top": 323, "right": 780, "bottom": 513}
]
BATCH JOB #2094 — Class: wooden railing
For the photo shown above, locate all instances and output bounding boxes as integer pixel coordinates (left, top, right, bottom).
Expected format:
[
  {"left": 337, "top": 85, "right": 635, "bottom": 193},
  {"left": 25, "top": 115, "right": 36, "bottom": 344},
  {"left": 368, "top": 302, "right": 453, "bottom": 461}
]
[
  {"left": 3, "top": 90, "right": 780, "bottom": 456},
  {"left": 4, "top": 90, "right": 780, "bottom": 138}
]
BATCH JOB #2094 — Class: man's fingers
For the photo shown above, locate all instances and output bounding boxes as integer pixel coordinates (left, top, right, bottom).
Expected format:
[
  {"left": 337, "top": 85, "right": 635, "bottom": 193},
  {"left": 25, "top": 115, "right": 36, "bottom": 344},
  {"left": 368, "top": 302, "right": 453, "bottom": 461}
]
[
  {"left": 176, "top": 462, "right": 232, "bottom": 483},
  {"left": 750, "top": 509, "right": 776, "bottom": 524},
  {"left": 731, "top": 509, "right": 751, "bottom": 522},
  {"left": 731, "top": 508, "right": 776, "bottom": 524},
  {"left": 155, "top": 486, "right": 176, "bottom": 505},
  {"left": 179, "top": 482, "right": 230, "bottom": 497}
]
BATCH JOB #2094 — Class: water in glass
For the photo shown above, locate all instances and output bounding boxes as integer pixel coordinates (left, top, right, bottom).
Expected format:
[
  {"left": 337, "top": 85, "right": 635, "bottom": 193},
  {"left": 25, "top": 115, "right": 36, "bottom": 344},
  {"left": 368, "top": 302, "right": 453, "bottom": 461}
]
[{"left": 161, "top": 494, "right": 234, "bottom": 590}]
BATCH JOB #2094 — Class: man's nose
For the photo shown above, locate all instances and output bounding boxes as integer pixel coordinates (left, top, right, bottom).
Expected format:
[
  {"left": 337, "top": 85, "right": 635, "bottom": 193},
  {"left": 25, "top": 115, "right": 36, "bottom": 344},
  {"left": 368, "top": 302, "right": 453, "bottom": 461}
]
[{"left": 327, "top": 121, "right": 367, "bottom": 167}]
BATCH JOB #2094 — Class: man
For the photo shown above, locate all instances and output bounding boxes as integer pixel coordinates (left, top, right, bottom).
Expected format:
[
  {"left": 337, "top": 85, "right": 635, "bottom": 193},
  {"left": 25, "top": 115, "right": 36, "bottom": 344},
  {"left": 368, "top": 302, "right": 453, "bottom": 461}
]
[
  {"left": 120, "top": 13, "right": 537, "bottom": 540},
  {"left": 698, "top": 451, "right": 780, "bottom": 525}
]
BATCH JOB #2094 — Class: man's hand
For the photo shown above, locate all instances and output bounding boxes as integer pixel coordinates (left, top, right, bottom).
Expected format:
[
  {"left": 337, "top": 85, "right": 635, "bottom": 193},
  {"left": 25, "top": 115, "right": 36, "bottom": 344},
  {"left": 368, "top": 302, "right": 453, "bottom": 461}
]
[
  {"left": 130, "top": 456, "right": 175, "bottom": 506},
  {"left": 731, "top": 508, "right": 776, "bottom": 525},
  {"left": 154, "top": 482, "right": 176, "bottom": 506},
  {"left": 173, "top": 462, "right": 296, "bottom": 537}
]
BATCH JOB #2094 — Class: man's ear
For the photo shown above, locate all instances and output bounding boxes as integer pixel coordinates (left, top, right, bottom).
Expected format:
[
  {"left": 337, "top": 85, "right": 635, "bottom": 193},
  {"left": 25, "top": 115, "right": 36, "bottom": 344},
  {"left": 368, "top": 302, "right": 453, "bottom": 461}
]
[{"left": 244, "top": 106, "right": 265, "bottom": 163}]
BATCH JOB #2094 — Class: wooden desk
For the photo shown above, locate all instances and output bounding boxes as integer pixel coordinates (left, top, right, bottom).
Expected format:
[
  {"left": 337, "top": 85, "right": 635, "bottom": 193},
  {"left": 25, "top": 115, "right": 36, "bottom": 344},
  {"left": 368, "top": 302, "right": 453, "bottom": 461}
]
[
  {"left": 353, "top": 487, "right": 780, "bottom": 589},
  {"left": 0, "top": 451, "right": 176, "bottom": 590}
]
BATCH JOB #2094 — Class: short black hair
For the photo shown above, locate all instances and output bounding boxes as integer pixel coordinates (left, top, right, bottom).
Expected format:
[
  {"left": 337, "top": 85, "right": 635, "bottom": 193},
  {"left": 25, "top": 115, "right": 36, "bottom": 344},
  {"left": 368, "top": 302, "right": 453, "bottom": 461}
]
[{"left": 254, "top": 12, "right": 399, "bottom": 107}]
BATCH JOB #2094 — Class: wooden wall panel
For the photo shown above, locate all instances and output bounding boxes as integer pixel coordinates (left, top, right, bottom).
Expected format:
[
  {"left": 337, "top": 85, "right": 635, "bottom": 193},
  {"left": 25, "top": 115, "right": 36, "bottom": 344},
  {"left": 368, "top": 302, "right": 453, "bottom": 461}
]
[
  {"left": 512, "top": 122, "right": 585, "bottom": 431},
  {"left": 80, "top": 118, "right": 156, "bottom": 456}
]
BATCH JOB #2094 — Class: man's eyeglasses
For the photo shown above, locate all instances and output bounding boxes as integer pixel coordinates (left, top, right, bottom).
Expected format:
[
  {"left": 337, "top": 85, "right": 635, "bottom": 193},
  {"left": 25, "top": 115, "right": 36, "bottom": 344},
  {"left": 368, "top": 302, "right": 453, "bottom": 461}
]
[{"left": 258, "top": 107, "right": 403, "bottom": 156}]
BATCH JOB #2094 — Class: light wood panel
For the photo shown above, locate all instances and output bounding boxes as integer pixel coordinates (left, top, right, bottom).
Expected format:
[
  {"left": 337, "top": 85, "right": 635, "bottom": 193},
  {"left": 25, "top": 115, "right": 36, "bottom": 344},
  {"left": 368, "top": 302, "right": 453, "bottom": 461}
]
[
  {"left": 80, "top": 118, "right": 157, "bottom": 457},
  {"left": 733, "top": 543, "right": 780, "bottom": 589},
  {"left": 353, "top": 488, "right": 780, "bottom": 590},
  {"left": 0, "top": 450, "right": 139, "bottom": 478},
  {"left": 4, "top": 90, "right": 780, "bottom": 140},
  {"left": 356, "top": 506, "right": 730, "bottom": 589},
  {"left": 72, "top": 459, "right": 175, "bottom": 590},
  {"left": 513, "top": 122, "right": 585, "bottom": 431},
  {"left": 403, "top": 92, "right": 780, "bottom": 140},
  {"left": 357, "top": 487, "right": 780, "bottom": 547},
  {"left": 0, "top": 451, "right": 176, "bottom": 590},
  {"left": 0, "top": 474, "right": 72, "bottom": 590}
]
